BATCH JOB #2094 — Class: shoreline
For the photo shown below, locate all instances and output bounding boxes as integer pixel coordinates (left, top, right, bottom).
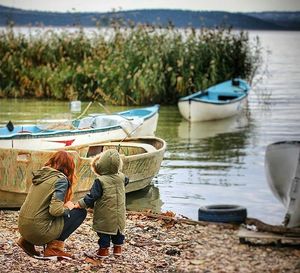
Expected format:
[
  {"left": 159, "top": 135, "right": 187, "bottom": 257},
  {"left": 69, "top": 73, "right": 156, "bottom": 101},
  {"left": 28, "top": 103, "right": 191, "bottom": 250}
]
[{"left": 0, "top": 209, "right": 299, "bottom": 273}]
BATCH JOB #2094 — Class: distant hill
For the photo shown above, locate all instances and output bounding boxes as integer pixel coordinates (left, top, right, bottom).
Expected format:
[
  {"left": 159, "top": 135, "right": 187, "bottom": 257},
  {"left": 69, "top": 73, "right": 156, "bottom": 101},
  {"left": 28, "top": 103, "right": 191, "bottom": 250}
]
[
  {"left": 0, "top": 5, "right": 299, "bottom": 30},
  {"left": 249, "top": 12, "right": 300, "bottom": 30}
]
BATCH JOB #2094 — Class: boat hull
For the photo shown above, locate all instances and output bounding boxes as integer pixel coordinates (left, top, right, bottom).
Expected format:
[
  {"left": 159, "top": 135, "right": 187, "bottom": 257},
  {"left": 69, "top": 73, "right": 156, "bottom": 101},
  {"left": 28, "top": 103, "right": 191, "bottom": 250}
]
[
  {"left": 0, "top": 105, "right": 159, "bottom": 150},
  {"left": 265, "top": 141, "right": 300, "bottom": 228},
  {"left": 178, "top": 96, "right": 247, "bottom": 122},
  {"left": 0, "top": 137, "right": 166, "bottom": 208},
  {"left": 178, "top": 79, "right": 250, "bottom": 122}
]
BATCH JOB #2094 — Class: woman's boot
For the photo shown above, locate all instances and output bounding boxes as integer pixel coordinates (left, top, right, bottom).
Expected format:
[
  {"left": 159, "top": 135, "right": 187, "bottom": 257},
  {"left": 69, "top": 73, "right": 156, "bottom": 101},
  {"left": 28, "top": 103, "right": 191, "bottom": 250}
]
[
  {"left": 44, "top": 240, "right": 73, "bottom": 259},
  {"left": 17, "top": 237, "right": 40, "bottom": 257}
]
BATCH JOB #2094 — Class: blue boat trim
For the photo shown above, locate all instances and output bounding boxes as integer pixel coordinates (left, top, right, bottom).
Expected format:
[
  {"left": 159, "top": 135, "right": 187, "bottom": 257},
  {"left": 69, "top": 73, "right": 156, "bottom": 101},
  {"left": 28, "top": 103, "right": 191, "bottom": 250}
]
[
  {"left": 0, "top": 104, "right": 159, "bottom": 140},
  {"left": 178, "top": 79, "right": 250, "bottom": 104},
  {"left": 189, "top": 94, "right": 248, "bottom": 105},
  {"left": 118, "top": 104, "right": 159, "bottom": 120},
  {"left": 0, "top": 125, "right": 121, "bottom": 140}
]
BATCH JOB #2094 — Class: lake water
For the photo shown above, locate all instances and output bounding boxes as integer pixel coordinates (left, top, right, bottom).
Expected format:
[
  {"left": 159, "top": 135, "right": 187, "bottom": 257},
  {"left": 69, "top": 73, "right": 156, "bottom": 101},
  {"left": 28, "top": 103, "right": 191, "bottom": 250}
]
[{"left": 1, "top": 30, "right": 300, "bottom": 225}]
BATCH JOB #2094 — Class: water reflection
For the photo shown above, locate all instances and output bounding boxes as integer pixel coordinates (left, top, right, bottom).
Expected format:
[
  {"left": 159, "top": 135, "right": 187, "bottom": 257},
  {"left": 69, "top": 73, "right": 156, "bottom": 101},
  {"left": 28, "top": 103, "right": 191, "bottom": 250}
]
[
  {"left": 126, "top": 184, "right": 163, "bottom": 213},
  {"left": 0, "top": 98, "right": 128, "bottom": 126},
  {"left": 165, "top": 112, "right": 252, "bottom": 173},
  {"left": 156, "top": 110, "right": 258, "bottom": 220},
  {"left": 0, "top": 98, "right": 70, "bottom": 126},
  {"left": 177, "top": 113, "right": 249, "bottom": 141}
]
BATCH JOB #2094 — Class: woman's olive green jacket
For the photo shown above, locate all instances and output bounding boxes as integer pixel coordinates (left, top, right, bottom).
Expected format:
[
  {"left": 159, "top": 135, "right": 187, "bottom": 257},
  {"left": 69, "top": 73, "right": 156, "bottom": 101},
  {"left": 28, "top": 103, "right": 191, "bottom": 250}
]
[{"left": 18, "top": 167, "right": 71, "bottom": 245}]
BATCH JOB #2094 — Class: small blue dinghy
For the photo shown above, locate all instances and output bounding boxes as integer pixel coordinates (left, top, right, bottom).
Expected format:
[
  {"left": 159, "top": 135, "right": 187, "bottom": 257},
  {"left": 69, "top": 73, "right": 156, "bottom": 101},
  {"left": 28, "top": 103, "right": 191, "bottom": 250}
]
[
  {"left": 178, "top": 78, "right": 250, "bottom": 122},
  {"left": 0, "top": 105, "right": 160, "bottom": 150}
]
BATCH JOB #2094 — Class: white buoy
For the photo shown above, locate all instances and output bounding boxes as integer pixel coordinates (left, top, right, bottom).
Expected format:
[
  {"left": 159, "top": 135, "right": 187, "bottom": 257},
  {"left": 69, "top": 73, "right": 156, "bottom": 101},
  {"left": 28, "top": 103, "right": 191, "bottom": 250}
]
[{"left": 70, "top": 100, "right": 81, "bottom": 112}]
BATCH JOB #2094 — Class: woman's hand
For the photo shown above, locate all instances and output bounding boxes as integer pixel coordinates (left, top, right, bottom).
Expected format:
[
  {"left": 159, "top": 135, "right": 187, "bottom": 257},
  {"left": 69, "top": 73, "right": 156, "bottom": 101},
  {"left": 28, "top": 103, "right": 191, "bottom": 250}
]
[
  {"left": 64, "top": 201, "right": 75, "bottom": 210},
  {"left": 74, "top": 202, "right": 81, "bottom": 209}
]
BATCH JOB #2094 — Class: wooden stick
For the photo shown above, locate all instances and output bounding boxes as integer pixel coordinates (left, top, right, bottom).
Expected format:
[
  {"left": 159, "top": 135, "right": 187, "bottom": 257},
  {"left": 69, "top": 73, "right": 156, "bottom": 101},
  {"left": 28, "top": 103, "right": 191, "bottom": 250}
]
[
  {"left": 130, "top": 239, "right": 191, "bottom": 247},
  {"left": 246, "top": 218, "right": 300, "bottom": 235},
  {"left": 98, "top": 102, "right": 111, "bottom": 114},
  {"left": 76, "top": 101, "right": 93, "bottom": 119},
  {"left": 126, "top": 210, "right": 238, "bottom": 229}
]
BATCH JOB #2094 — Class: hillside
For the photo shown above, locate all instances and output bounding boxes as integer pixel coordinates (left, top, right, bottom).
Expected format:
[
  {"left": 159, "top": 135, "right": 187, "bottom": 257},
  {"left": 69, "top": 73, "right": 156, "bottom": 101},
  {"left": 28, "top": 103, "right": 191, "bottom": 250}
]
[
  {"left": 249, "top": 11, "right": 300, "bottom": 30},
  {"left": 0, "top": 5, "right": 300, "bottom": 30}
]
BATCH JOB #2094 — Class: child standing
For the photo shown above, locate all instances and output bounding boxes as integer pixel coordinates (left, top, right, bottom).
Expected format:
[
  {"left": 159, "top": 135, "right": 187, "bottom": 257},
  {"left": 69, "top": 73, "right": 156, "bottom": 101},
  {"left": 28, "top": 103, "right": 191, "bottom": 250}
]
[{"left": 76, "top": 149, "right": 128, "bottom": 258}]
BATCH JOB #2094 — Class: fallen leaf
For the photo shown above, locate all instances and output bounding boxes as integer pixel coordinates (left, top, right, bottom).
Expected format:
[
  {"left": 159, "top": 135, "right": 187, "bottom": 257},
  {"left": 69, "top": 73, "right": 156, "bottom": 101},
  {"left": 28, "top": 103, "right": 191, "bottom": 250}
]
[
  {"left": 190, "top": 259, "right": 204, "bottom": 265},
  {"left": 84, "top": 257, "right": 102, "bottom": 266},
  {"left": 162, "top": 211, "right": 176, "bottom": 218}
]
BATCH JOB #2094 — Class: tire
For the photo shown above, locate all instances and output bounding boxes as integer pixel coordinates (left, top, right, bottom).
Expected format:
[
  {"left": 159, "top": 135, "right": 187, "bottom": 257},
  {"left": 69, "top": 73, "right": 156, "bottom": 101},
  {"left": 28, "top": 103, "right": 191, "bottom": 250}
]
[{"left": 198, "top": 204, "right": 247, "bottom": 224}]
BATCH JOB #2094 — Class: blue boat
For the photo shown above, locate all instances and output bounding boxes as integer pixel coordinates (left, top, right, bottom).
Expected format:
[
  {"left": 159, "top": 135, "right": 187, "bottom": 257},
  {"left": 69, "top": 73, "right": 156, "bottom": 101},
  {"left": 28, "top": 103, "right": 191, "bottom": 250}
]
[
  {"left": 0, "top": 105, "right": 160, "bottom": 150},
  {"left": 178, "top": 79, "right": 250, "bottom": 122}
]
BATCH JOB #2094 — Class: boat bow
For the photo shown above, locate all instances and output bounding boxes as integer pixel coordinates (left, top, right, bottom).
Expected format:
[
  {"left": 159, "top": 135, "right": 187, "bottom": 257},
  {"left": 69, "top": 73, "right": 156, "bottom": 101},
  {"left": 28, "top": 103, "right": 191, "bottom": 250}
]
[{"left": 265, "top": 141, "right": 300, "bottom": 228}]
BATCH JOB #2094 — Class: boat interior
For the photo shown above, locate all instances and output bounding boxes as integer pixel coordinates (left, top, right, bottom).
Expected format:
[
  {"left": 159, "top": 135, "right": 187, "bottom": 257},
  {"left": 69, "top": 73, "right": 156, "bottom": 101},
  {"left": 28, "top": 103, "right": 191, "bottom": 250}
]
[
  {"left": 196, "top": 91, "right": 240, "bottom": 102},
  {"left": 0, "top": 116, "right": 140, "bottom": 136},
  {"left": 0, "top": 122, "right": 77, "bottom": 136},
  {"left": 119, "top": 109, "right": 153, "bottom": 118},
  {"left": 0, "top": 124, "right": 52, "bottom": 136},
  {"left": 74, "top": 115, "right": 143, "bottom": 130},
  {"left": 65, "top": 138, "right": 164, "bottom": 158}
]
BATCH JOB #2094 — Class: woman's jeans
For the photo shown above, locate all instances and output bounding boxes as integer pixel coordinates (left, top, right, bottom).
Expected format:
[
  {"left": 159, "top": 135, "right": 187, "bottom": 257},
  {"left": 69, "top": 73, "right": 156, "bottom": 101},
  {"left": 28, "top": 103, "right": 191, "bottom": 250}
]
[
  {"left": 97, "top": 230, "right": 125, "bottom": 248},
  {"left": 57, "top": 208, "right": 87, "bottom": 241}
]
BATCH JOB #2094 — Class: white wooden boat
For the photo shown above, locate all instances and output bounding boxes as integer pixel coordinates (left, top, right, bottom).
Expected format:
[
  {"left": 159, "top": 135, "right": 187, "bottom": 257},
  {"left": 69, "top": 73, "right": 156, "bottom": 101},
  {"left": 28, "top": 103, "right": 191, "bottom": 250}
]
[
  {"left": 178, "top": 79, "right": 250, "bottom": 122},
  {"left": 0, "top": 136, "right": 166, "bottom": 208},
  {"left": 0, "top": 105, "right": 159, "bottom": 150},
  {"left": 265, "top": 141, "right": 300, "bottom": 228}
]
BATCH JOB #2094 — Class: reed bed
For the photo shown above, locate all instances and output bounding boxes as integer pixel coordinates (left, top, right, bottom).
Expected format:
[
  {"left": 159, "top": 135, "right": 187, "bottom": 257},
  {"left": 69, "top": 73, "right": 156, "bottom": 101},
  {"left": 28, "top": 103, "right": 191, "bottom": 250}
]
[{"left": 0, "top": 25, "right": 261, "bottom": 105}]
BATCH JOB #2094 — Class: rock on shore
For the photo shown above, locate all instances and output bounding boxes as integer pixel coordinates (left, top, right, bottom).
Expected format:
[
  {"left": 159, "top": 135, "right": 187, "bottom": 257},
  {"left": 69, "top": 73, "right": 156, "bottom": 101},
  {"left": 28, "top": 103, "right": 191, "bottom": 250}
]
[{"left": 0, "top": 210, "right": 299, "bottom": 273}]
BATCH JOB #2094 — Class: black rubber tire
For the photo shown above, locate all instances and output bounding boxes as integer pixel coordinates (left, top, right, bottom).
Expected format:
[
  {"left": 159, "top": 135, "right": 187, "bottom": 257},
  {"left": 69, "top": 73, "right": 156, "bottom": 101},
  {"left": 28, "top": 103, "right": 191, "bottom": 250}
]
[{"left": 198, "top": 204, "right": 247, "bottom": 224}]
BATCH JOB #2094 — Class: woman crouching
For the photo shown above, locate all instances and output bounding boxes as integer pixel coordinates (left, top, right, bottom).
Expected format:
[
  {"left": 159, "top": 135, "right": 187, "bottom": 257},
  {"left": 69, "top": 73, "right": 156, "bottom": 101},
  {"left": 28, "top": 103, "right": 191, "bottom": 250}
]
[{"left": 17, "top": 150, "right": 87, "bottom": 259}]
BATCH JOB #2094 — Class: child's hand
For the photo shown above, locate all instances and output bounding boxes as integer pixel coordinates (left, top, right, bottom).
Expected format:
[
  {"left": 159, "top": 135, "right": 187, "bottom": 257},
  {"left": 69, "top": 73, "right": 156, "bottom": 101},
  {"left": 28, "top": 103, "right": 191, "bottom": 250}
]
[
  {"left": 64, "top": 201, "right": 75, "bottom": 210},
  {"left": 74, "top": 202, "right": 81, "bottom": 209}
]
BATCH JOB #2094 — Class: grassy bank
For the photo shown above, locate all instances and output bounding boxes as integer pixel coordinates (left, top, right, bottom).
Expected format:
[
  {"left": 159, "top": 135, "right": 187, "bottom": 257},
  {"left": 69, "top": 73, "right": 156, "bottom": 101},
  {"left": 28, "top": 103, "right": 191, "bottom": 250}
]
[{"left": 0, "top": 26, "right": 261, "bottom": 105}]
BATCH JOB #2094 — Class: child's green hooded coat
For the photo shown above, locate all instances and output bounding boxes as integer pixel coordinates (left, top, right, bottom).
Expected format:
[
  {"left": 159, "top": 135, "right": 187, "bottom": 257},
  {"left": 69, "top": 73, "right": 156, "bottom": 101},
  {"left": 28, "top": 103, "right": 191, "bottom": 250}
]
[{"left": 78, "top": 149, "right": 126, "bottom": 235}]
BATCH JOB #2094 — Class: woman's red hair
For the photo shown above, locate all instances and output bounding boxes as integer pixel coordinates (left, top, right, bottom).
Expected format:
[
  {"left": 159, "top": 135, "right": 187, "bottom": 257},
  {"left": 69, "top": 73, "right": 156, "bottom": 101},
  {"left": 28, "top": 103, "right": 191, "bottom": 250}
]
[{"left": 45, "top": 150, "right": 76, "bottom": 202}]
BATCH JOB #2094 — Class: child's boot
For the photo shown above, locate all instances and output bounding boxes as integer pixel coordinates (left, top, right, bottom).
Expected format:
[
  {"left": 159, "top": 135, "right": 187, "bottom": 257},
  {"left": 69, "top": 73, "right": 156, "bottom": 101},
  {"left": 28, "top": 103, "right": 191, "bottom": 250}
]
[
  {"left": 17, "top": 237, "right": 40, "bottom": 257},
  {"left": 97, "top": 247, "right": 109, "bottom": 259},
  {"left": 113, "top": 245, "right": 122, "bottom": 256},
  {"left": 44, "top": 240, "right": 73, "bottom": 259}
]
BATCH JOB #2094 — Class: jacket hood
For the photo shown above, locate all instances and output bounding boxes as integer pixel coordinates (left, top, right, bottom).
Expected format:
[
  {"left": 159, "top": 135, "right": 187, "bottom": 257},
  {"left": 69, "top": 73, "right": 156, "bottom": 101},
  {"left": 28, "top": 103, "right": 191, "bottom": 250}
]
[
  {"left": 92, "top": 149, "right": 121, "bottom": 175},
  {"left": 32, "top": 166, "right": 66, "bottom": 185}
]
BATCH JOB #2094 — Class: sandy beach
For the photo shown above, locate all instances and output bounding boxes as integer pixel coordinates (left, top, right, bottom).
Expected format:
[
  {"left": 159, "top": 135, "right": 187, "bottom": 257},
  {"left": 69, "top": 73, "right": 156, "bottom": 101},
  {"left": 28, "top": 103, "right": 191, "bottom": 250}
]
[{"left": 0, "top": 209, "right": 299, "bottom": 273}]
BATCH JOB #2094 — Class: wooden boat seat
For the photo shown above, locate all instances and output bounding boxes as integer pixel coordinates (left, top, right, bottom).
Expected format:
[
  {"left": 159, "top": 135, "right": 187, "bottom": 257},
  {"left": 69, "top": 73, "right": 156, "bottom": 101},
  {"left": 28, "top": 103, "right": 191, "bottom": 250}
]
[
  {"left": 103, "top": 142, "right": 157, "bottom": 153},
  {"left": 80, "top": 141, "right": 157, "bottom": 157}
]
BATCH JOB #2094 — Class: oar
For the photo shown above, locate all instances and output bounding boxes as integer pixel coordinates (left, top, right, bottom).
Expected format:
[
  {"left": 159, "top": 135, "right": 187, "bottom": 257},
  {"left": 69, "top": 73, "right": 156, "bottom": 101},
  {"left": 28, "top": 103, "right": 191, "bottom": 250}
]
[
  {"left": 98, "top": 102, "right": 111, "bottom": 114},
  {"left": 117, "top": 121, "right": 145, "bottom": 152},
  {"left": 75, "top": 101, "right": 93, "bottom": 120}
]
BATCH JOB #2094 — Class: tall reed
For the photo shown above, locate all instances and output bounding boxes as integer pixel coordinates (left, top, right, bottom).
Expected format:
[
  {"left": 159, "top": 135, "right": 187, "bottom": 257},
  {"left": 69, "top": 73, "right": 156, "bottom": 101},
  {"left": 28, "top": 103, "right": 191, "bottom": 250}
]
[{"left": 0, "top": 25, "right": 261, "bottom": 105}]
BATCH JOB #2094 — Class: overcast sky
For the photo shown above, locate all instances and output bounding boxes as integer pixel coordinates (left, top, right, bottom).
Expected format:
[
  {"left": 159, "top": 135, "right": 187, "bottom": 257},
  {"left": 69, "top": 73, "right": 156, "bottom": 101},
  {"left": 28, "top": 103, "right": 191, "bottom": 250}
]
[{"left": 0, "top": 0, "right": 300, "bottom": 13}]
